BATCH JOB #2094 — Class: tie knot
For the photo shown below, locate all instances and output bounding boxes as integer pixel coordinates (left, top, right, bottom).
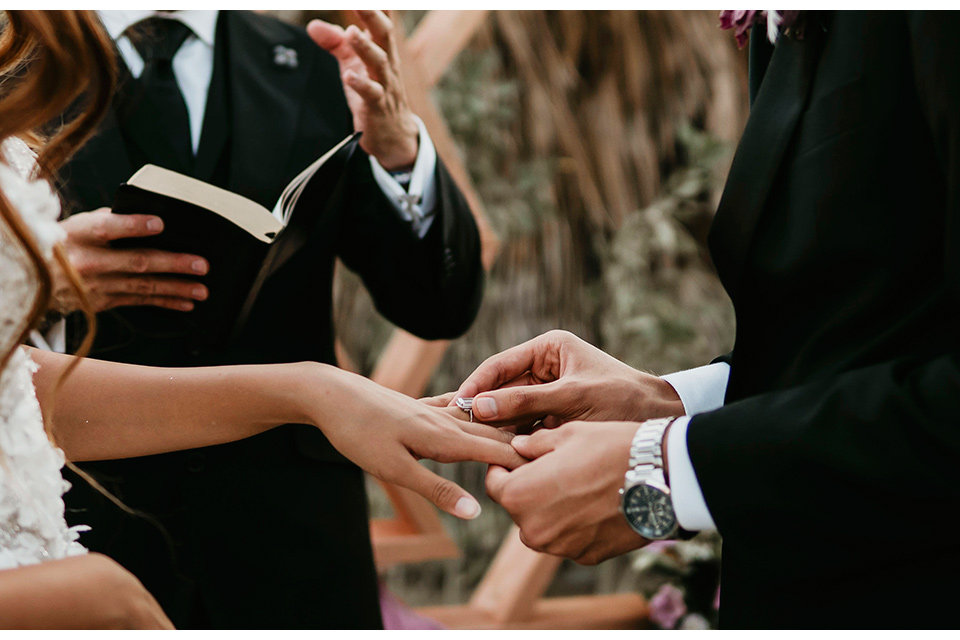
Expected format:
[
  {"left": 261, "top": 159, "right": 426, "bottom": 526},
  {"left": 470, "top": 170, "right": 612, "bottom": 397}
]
[{"left": 128, "top": 17, "right": 193, "bottom": 64}]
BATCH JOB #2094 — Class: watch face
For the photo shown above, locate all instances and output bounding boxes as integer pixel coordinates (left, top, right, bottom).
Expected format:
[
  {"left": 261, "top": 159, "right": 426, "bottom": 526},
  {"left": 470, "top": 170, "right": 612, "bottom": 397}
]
[{"left": 622, "top": 483, "right": 678, "bottom": 539}]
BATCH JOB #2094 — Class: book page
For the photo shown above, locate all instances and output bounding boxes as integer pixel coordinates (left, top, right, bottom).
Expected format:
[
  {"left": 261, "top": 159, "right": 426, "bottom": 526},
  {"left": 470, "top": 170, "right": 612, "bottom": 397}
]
[
  {"left": 272, "top": 133, "right": 359, "bottom": 224},
  {"left": 127, "top": 166, "right": 283, "bottom": 243}
]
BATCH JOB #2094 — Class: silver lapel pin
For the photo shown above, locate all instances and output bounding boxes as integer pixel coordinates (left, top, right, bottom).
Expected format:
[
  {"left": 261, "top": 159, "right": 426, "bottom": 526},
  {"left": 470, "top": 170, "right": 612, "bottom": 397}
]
[{"left": 273, "top": 45, "right": 298, "bottom": 69}]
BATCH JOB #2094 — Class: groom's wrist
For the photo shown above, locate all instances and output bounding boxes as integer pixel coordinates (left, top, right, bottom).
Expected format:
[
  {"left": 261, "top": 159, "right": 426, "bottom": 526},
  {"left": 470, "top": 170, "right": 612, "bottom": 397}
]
[{"left": 632, "top": 373, "right": 686, "bottom": 422}]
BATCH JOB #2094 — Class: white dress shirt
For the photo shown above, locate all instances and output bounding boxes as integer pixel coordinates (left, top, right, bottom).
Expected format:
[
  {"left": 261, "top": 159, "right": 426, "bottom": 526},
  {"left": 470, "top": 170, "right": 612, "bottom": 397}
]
[
  {"left": 660, "top": 362, "right": 732, "bottom": 531},
  {"left": 98, "top": 10, "right": 439, "bottom": 237}
]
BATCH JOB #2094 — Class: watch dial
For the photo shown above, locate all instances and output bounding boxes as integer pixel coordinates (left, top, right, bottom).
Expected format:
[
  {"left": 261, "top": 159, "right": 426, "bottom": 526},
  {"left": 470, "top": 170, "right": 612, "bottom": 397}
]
[{"left": 623, "top": 483, "right": 677, "bottom": 539}]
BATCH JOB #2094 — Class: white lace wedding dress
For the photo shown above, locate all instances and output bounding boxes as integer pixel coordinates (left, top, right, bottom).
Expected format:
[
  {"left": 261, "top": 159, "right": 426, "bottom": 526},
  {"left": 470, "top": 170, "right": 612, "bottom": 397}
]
[{"left": 0, "top": 137, "right": 88, "bottom": 570}]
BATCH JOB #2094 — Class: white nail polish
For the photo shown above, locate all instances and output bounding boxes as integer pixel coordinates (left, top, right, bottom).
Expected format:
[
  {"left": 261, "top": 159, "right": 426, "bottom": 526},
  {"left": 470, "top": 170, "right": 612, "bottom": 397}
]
[{"left": 455, "top": 497, "right": 481, "bottom": 519}]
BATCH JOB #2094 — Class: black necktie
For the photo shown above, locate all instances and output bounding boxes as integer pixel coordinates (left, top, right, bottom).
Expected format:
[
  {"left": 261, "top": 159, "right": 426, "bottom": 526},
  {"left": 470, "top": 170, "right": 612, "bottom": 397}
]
[{"left": 126, "top": 17, "right": 194, "bottom": 173}]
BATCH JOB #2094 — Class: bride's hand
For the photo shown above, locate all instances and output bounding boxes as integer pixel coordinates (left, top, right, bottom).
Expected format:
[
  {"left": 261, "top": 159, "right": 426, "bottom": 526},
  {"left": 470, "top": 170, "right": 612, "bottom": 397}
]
[{"left": 304, "top": 366, "right": 526, "bottom": 520}]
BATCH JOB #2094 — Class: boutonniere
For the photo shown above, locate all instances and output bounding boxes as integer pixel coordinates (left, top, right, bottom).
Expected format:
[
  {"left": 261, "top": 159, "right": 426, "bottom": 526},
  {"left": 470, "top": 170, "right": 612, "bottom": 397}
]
[{"left": 719, "top": 10, "right": 802, "bottom": 49}]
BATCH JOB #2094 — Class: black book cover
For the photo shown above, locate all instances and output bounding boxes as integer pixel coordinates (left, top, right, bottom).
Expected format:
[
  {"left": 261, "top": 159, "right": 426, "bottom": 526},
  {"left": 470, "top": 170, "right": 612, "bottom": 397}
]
[{"left": 111, "top": 133, "right": 360, "bottom": 342}]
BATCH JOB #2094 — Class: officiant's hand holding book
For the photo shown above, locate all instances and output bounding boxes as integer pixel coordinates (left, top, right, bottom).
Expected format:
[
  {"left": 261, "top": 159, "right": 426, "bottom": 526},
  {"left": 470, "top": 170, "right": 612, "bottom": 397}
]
[
  {"left": 53, "top": 132, "right": 359, "bottom": 323},
  {"left": 53, "top": 207, "right": 211, "bottom": 314},
  {"left": 108, "top": 133, "right": 361, "bottom": 340}
]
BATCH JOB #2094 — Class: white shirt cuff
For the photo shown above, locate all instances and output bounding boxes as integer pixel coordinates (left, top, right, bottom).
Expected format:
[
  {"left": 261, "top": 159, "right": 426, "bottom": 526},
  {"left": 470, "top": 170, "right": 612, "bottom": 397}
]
[
  {"left": 29, "top": 319, "right": 67, "bottom": 353},
  {"left": 662, "top": 362, "right": 730, "bottom": 416},
  {"left": 667, "top": 416, "right": 717, "bottom": 532},
  {"left": 369, "top": 114, "right": 438, "bottom": 239}
]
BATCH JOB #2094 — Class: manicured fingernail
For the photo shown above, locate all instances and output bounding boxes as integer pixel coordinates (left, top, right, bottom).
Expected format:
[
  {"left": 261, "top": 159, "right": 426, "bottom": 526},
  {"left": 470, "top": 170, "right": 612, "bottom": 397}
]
[
  {"left": 192, "top": 260, "right": 208, "bottom": 274},
  {"left": 475, "top": 397, "right": 497, "bottom": 419},
  {"left": 146, "top": 217, "right": 163, "bottom": 231},
  {"left": 455, "top": 497, "right": 481, "bottom": 520},
  {"left": 192, "top": 286, "right": 207, "bottom": 300}
]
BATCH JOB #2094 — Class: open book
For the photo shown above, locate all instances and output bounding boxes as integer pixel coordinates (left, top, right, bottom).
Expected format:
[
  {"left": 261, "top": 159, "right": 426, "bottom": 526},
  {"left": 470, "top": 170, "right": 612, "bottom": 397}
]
[{"left": 111, "top": 132, "right": 361, "bottom": 339}]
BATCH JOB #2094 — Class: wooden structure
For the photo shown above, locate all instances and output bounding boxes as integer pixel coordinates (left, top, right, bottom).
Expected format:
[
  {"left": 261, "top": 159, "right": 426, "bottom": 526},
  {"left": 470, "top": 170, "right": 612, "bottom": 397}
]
[{"left": 343, "top": 10, "right": 649, "bottom": 629}]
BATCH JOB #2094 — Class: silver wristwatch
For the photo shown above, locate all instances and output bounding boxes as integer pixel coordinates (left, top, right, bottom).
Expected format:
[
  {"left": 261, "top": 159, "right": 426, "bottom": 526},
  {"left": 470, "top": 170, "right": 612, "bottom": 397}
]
[{"left": 619, "top": 417, "right": 679, "bottom": 540}]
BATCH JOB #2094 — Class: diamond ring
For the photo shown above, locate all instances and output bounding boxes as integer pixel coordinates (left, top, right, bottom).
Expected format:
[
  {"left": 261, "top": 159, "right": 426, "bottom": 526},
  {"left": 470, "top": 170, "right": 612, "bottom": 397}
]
[{"left": 456, "top": 397, "right": 474, "bottom": 422}]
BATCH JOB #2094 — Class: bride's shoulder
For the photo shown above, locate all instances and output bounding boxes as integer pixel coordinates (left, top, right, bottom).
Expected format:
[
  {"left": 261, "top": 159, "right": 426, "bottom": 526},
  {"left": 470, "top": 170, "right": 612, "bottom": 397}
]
[
  {"left": 0, "top": 136, "right": 40, "bottom": 181},
  {"left": 0, "top": 136, "right": 63, "bottom": 251}
]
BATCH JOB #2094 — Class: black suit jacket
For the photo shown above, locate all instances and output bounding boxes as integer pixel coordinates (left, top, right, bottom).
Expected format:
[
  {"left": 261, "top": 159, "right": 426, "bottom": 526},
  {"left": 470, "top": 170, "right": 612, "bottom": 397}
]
[
  {"left": 61, "top": 11, "right": 483, "bottom": 629},
  {"left": 687, "top": 12, "right": 960, "bottom": 628}
]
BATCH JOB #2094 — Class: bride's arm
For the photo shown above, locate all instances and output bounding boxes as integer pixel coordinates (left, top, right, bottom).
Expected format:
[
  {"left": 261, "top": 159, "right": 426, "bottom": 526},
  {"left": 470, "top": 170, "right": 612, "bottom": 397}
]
[
  {"left": 28, "top": 347, "right": 523, "bottom": 519},
  {"left": 0, "top": 553, "right": 173, "bottom": 629}
]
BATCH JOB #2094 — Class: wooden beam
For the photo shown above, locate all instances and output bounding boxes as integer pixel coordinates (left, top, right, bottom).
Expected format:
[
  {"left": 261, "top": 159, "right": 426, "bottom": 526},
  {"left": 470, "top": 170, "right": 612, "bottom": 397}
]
[
  {"left": 408, "top": 10, "right": 491, "bottom": 88},
  {"left": 418, "top": 593, "right": 650, "bottom": 630},
  {"left": 468, "top": 526, "right": 561, "bottom": 622},
  {"left": 364, "top": 11, "right": 499, "bottom": 570},
  {"left": 396, "top": 23, "right": 501, "bottom": 269},
  {"left": 370, "top": 332, "right": 450, "bottom": 396}
]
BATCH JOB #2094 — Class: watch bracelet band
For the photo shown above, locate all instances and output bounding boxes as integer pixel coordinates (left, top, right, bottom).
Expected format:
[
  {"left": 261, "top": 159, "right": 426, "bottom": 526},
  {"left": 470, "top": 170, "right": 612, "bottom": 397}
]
[
  {"left": 626, "top": 416, "right": 677, "bottom": 483},
  {"left": 626, "top": 416, "right": 696, "bottom": 539}
]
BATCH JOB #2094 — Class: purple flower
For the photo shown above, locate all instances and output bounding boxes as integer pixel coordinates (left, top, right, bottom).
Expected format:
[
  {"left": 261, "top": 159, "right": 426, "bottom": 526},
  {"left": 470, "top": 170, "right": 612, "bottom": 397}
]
[
  {"left": 719, "top": 10, "right": 762, "bottom": 49},
  {"left": 644, "top": 539, "right": 678, "bottom": 555},
  {"left": 719, "top": 10, "right": 802, "bottom": 49},
  {"left": 649, "top": 583, "right": 688, "bottom": 630},
  {"left": 379, "top": 584, "right": 445, "bottom": 630}
]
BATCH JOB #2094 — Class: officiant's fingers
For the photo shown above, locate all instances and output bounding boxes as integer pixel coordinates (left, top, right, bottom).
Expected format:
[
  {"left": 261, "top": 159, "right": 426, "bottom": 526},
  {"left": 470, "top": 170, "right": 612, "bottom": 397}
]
[
  {"left": 305, "top": 20, "right": 349, "bottom": 61},
  {"left": 72, "top": 247, "right": 207, "bottom": 285},
  {"left": 63, "top": 209, "right": 164, "bottom": 244},
  {"left": 90, "top": 247, "right": 208, "bottom": 277},
  {"left": 354, "top": 10, "right": 398, "bottom": 61},
  {"left": 401, "top": 461, "right": 483, "bottom": 520},
  {"left": 347, "top": 26, "right": 390, "bottom": 84},
  {"left": 344, "top": 70, "right": 385, "bottom": 103},
  {"left": 99, "top": 275, "right": 208, "bottom": 306},
  {"left": 107, "top": 294, "right": 196, "bottom": 313}
]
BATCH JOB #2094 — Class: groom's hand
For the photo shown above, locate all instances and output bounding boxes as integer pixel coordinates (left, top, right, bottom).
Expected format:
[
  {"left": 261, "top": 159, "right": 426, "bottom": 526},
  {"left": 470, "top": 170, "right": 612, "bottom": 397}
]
[
  {"left": 485, "top": 421, "right": 649, "bottom": 565},
  {"left": 307, "top": 10, "right": 419, "bottom": 170},
  {"left": 452, "top": 330, "right": 684, "bottom": 429}
]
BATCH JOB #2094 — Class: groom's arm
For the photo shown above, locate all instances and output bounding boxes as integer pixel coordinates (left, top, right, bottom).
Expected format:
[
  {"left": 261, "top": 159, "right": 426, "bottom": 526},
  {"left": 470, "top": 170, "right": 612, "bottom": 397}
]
[{"left": 684, "top": 10, "right": 960, "bottom": 537}]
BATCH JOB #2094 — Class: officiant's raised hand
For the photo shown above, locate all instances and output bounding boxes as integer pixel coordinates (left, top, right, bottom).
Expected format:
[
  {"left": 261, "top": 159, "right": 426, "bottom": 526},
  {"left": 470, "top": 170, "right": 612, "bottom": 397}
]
[
  {"left": 306, "top": 10, "right": 419, "bottom": 170},
  {"left": 446, "top": 330, "right": 684, "bottom": 430},
  {"left": 54, "top": 208, "right": 209, "bottom": 313}
]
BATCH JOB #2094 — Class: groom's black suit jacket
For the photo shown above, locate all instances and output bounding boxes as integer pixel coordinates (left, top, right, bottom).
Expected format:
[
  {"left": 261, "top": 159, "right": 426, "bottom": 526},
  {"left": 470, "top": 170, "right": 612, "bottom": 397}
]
[
  {"left": 688, "top": 12, "right": 960, "bottom": 628},
  {"left": 60, "top": 11, "right": 483, "bottom": 629}
]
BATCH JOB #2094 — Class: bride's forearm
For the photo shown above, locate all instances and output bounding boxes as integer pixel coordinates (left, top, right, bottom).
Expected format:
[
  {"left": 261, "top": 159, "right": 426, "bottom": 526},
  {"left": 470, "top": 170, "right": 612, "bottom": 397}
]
[
  {"left": 28, "top": 347, "right": 332, "bottom": 462},
  {"left": 27, "top": 347, "right": 527, "bottom": 520}
]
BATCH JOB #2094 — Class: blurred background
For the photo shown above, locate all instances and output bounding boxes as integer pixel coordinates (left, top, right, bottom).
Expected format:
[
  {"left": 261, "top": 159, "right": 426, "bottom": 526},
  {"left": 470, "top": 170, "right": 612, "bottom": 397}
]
[{"left": 273, "top": 9, "right": 748, "bottom": 630}]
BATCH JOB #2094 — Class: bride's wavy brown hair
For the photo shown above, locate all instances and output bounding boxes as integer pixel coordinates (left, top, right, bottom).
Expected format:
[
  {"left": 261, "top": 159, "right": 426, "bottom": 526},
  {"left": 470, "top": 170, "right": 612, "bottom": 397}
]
[
  {"left": 0, "top": 10, "right": 122, "bottom": 503},
  {"left": 0, "top": 9, "right": 114, "bottom": 365}
]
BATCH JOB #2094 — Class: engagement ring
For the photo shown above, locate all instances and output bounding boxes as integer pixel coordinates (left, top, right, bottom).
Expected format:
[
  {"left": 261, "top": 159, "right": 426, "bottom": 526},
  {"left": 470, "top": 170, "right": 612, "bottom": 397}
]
[{"left": 456, "top": 397, "right": 474, "bottom": 422}]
